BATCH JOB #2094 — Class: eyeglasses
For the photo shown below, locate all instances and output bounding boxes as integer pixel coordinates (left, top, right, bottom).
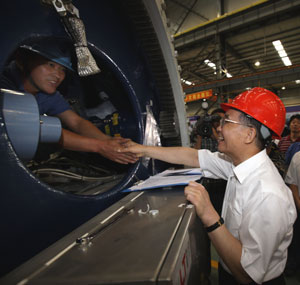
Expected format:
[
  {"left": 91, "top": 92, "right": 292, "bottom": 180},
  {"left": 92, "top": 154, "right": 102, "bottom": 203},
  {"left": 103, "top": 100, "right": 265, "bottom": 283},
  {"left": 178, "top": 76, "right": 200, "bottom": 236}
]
[{"left": 220, "top": 117, "right": 252, "bottom": 128}]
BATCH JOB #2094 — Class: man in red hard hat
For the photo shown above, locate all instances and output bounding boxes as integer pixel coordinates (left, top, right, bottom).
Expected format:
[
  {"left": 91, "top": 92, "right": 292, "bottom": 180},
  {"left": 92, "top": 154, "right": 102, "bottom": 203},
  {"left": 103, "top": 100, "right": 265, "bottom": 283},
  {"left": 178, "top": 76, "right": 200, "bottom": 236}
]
[{"left": 122, "top": 87, "right": 296, "bottom": 284}]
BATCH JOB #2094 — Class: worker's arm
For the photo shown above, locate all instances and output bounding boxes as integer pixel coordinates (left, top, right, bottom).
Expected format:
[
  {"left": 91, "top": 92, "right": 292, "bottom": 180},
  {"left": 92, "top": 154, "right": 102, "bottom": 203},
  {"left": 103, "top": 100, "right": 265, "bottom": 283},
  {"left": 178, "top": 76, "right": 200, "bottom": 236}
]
[
  {"left": 122, "top": 141, "right": 200, "bottom": 167},
  {"left": 57, "top": 110, "right": 138, "bottom": 164},
  {"left": 57, "top": 110, "right": 110, "bottom": 140},
  {"left": 184, "top": 181, "right": 253, "bottom": 284},
  {"left": 59, "top": 129, "right": 137, "bottom": 164}
]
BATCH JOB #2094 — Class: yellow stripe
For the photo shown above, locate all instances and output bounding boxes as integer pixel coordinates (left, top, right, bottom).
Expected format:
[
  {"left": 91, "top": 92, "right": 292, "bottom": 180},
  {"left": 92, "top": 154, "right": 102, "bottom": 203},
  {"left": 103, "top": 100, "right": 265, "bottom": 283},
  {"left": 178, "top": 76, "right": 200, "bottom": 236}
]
[{"left": 211, "top": 259, "right": 219, "bottom": 269}]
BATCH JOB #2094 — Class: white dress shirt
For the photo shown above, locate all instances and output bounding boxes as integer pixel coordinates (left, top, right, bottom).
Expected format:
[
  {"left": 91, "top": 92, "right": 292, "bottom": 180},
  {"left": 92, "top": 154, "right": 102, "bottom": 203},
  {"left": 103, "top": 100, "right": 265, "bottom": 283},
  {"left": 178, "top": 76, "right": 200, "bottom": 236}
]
[
  {"left": 198, "top": 149, "right": 296, "bottom": 284},
  {"left": 285, "top": 151, "right": 300, "bottom": 192}
]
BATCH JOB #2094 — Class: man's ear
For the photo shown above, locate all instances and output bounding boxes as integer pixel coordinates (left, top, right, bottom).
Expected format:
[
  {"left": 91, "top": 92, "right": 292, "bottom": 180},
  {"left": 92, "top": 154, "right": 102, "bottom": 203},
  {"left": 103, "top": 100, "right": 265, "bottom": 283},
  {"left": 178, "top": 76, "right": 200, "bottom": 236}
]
[{"left": 245, "top": 126, "right": 257, "bottom": 144}]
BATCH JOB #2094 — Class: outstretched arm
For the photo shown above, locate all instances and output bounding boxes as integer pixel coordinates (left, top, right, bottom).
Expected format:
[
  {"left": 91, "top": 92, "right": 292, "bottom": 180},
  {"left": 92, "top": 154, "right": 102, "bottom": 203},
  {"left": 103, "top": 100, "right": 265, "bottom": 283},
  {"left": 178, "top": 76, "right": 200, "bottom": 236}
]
[
  {"left": 57, "top": 110, "right": 138, "bottom": 164},
  {"left": 59, "top": 129, "right": 137, "bottom": 164},
  {"left": 122, "top": 141, "right": 200, "bottom": 167},
  {"left": 57, "top": 110, "right": 110, "bottom": 140}
]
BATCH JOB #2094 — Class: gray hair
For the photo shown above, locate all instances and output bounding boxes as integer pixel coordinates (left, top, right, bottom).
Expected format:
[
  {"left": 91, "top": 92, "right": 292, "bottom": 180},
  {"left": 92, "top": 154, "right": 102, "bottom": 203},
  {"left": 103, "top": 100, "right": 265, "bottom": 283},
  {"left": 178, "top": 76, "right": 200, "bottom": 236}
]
[{"left": 238, "top": 112, "right": 271, "bottom": 150}]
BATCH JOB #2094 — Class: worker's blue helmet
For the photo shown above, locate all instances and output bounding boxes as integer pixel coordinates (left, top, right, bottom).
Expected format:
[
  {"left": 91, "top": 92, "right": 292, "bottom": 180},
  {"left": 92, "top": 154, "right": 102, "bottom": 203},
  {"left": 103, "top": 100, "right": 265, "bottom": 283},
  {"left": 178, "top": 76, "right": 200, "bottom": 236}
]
[{"left": 19, "top": 36, "right": 74, "bottom": 72}]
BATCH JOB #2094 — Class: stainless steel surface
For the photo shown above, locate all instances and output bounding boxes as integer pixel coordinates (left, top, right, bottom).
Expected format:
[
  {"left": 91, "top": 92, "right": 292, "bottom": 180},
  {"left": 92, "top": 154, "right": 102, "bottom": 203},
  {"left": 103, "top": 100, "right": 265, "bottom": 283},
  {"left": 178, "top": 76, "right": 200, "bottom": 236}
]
[{"left": 2, "top": 188, "right": 210, "bottom": 285}]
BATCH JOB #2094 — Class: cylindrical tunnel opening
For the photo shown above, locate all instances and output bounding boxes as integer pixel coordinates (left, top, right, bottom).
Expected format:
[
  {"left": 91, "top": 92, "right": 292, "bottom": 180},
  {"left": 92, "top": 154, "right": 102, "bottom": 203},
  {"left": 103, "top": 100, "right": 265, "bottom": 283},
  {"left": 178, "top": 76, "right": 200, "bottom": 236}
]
[{"left": 1, "top": 35, "right": 144, "bottom": 196}]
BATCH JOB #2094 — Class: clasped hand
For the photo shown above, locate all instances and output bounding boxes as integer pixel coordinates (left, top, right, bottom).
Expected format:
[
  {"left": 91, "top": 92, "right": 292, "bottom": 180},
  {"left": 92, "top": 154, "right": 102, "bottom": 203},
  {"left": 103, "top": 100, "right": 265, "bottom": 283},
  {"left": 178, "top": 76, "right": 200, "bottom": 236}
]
[{"left": 100, "top": 137, "right": 139, "bottom": 164}]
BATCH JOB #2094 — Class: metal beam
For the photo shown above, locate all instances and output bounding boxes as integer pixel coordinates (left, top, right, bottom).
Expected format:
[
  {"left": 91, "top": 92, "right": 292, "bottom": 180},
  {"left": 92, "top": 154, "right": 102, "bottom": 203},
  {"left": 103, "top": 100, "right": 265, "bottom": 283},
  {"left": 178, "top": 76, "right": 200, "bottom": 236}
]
[
  {"left": 169, "top": 0, "right": 208, "bottom": 21},
  {"left": 185, "top": 70, "right": 210, "bottom": 82},
  {"left": 218, "top": 0, "right": 225, "bottom": 16},
  {"left": 174, "top": 0, "right": 300, "bottom": 49},
  {"left": 226, "top": 42, "right": 256, "bottom": 73},
  {"left": 174, "top": 0, "right": 198, "bottom": 34},
  {"left": 184, "top": 65, "right": 300, "bottom": 94}
]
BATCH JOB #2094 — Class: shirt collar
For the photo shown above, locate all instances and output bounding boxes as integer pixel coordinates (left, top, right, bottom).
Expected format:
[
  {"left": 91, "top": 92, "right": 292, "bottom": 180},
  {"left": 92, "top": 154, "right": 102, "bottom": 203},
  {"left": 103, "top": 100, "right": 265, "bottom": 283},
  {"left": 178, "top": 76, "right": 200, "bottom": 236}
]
[{"left": 232, "top": 149, "right": 267, "bottom": 184}]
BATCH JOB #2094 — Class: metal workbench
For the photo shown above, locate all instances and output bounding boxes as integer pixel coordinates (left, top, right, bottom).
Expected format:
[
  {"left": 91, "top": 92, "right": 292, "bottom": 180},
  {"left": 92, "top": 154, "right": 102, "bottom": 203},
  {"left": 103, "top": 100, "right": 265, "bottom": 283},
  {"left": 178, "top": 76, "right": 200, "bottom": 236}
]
[{"left": 2, "top": 187, "right": 210, "bottom": 285}]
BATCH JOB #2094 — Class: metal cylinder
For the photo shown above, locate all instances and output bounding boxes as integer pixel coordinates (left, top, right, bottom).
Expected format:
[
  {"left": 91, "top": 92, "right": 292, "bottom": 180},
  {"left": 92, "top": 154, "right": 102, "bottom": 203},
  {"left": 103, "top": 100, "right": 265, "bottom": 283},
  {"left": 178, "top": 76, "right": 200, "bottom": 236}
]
[
  {"left": 39, "top": 115, "right": 62, "bottom": 143},
  {"left": 2, "top": 89, "right": 62, "bottom": 161}
]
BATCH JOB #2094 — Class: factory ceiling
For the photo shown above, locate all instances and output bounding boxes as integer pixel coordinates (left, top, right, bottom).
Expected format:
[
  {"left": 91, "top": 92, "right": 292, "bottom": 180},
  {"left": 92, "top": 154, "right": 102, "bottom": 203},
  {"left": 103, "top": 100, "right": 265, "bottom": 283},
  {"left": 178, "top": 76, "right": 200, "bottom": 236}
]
[{"left": 165, "top": 0, "right": 300, "bottom": 100}]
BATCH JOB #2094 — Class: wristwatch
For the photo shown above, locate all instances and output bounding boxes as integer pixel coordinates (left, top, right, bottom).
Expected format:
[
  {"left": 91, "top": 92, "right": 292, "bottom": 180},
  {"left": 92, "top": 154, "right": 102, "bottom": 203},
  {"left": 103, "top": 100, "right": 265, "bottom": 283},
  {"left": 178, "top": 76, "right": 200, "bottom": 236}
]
[{"left": 206, "top": 217, "right": 224, "bottom": 233}]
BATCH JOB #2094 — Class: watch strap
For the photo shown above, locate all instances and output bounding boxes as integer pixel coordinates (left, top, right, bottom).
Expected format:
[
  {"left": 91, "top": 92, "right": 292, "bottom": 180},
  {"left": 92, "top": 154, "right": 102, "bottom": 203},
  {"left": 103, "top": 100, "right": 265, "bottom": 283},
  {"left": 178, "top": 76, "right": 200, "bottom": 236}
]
[{"left": 206, "top": 217, "right": 224, "bottom": 233}]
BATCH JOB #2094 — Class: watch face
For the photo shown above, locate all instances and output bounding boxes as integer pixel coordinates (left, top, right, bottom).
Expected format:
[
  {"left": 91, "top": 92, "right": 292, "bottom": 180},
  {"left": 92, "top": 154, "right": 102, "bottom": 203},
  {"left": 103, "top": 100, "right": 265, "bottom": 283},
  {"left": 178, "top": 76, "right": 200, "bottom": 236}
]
[{"left": 202, "top": 101, "right": 208, "bottom": 109}]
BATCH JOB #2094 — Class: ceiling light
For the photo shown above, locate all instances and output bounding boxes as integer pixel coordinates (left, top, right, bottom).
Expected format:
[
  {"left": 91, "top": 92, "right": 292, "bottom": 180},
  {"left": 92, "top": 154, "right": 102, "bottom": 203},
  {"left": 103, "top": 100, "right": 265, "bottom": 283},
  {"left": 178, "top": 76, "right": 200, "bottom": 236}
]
[
  {"left": 201, "top": 100, "right": 209, "bottom": 110},
  {"left": 278, "top": 50, "right": 287, "bottom": 57},
  {"left": 281, "top": 86, "right": 286, "bottom": 90},
  {"left": 222, "top": 68, "right": 232, "bottom": 78},
  {"left": 205, "top": 59, "right": 233, "bottom": 77},
  {"left": 295, "top": 80, "right": 300, "bottom": 84},
  {"left": 181, "top": 79, "right": 194, "bottom": 86},
  {"left": 272, "top": 40, "right": 292, "bottom": 67},
  {"left": 204, "top": 59, "right": 216, "bottom": 70},
  {"left": 272, "top": 40, "right": 284, "bottom": 51},
  {"left": 281, "top": 57, "right": 292, "bottom": 66},
  {"left": 209, "top": 63, "right": 216, "bottom": 69},
  {"left": 254, "top": 61, "right": 260, "bottom": 67}
]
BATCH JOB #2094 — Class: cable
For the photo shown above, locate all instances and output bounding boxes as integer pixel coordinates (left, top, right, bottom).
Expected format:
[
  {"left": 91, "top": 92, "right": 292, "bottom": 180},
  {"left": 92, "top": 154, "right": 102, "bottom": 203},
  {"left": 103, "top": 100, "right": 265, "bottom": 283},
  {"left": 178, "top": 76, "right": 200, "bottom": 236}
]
[{"left": 32, "top": 168, "right": 115, "bottom": 182}]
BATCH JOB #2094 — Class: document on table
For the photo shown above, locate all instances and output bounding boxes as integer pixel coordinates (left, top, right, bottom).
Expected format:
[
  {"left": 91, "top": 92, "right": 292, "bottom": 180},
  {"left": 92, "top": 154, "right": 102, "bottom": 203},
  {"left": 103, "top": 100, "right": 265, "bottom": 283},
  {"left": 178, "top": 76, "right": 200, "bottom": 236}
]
[{"left": 123, "top": 168, "right": 203, "bottom": 192}]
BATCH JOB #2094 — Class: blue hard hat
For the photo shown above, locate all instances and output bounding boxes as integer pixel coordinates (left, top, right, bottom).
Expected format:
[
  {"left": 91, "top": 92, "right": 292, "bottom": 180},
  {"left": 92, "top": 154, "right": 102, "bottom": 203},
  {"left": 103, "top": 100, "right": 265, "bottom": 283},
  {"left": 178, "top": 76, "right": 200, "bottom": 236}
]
[{"left": 19, "top": 36, "right": 74, "bottom": 71}]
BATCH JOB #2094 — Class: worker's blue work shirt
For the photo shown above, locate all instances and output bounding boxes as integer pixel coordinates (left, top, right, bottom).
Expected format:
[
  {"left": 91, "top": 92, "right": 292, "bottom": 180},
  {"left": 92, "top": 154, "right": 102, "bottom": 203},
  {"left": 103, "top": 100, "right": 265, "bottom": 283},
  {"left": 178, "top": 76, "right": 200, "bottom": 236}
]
[
  {"left": 0, "top": 61, "right": 71, "bottom": 116},
  {"left": 34, "top": 91, "right": 70, "bottom": 116}
]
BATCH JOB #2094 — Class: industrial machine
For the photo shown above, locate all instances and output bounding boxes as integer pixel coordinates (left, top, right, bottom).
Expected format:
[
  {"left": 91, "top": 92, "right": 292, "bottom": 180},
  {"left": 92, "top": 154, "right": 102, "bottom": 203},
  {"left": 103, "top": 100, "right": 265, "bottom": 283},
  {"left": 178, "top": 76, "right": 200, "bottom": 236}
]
[
  {"left": 0, "top": 0, "right": 204, "bottom": 281},
  {"left": 1, "top": 188, "right": 210, "bottom": 285}
]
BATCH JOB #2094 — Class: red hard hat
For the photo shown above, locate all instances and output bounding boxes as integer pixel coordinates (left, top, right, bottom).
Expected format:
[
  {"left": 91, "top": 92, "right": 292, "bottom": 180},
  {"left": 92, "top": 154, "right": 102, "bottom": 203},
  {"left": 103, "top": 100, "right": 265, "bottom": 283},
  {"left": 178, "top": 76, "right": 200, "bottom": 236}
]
[{"left": 221, "top": 87, "right": 286, "bottom": 138}]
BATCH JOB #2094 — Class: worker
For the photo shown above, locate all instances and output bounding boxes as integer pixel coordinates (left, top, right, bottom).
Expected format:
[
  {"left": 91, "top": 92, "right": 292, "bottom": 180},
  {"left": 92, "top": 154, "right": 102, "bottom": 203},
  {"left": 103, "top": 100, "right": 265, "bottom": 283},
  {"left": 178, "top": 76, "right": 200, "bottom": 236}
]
[
  {"left": 121, "top": 87, "right": 296, "bottom": 284},
  {"left": 278, "top": 114, "right": 300, "bottom": 155},
  {"left": 284, "top": 151, "right": 300, "bottom": 276},
  {"left": 0, "top": 36, "right": 138, "bottom": 164}
]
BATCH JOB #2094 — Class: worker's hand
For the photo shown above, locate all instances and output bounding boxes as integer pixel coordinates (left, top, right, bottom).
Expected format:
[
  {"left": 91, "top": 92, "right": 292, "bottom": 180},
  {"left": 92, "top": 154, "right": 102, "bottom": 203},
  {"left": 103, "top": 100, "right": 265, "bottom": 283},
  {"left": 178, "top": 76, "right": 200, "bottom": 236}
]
[
  {"left": 97, "top": 137, "right": 139, "bottom": 164},
  {"left": 184, "top": 181, "right": 219, "bottom": 226},
  {"left": 119, "top": 141, "right": 147, "bottom": 158}
]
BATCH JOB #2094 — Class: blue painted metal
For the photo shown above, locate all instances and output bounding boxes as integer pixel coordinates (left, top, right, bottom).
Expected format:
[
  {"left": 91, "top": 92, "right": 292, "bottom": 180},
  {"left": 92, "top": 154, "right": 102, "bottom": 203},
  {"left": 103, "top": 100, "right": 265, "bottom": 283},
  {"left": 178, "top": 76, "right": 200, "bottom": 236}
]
[
  {"left": 39, "top": 115, "right": 62, "bottom": 143},
  {"left": 0, "top": 0, "right": 161, "bottom": 276},
  {"left": 2, "top": 90, "right": 62, "bottom": 161},
  {"left": 2, "top": 90, "right": 41, "bottom": 161}
]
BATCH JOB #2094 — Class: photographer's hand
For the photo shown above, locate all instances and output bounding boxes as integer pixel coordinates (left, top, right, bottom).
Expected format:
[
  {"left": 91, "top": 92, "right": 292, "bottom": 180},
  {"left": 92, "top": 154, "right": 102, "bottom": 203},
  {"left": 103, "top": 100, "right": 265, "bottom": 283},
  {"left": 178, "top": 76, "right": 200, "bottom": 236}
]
[
  {"left": 194, "top": 135, "right": 202, "bottom": 149},
  {"left": 212, "top": 127, "right": 218, "bottom": 140}
]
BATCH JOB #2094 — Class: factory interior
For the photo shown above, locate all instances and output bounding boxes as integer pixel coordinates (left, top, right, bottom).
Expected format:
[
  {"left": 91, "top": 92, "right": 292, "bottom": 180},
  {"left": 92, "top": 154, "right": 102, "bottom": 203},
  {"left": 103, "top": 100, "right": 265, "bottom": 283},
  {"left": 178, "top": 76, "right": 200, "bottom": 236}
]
[
  {"left": 166, "top": 1, "right": 300, "bottom": 284},
  {"left": 1, "top": 0, "right": 300, "bottom": 284}
]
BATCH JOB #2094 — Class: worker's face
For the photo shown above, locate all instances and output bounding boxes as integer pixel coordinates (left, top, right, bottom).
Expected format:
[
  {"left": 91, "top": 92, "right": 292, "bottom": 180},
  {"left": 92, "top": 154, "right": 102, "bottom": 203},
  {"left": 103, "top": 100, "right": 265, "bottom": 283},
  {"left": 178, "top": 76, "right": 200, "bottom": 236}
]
[
  {"left": 28, "top": 57, "right": 66, "bottom": 94},
  {"left": 289, "top": 118, "right": 300, "bottom": 132},
  {"left": 217, "top": 109, "right": 250, "bottom": 158}
]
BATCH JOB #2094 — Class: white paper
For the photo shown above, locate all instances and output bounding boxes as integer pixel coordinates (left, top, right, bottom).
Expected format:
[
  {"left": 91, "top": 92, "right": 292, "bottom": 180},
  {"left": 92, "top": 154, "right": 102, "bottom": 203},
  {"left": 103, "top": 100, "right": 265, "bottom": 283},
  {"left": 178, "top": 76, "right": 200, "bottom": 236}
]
[{"left": 123, "top": 168, "right": 203, "bottom": 192}]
